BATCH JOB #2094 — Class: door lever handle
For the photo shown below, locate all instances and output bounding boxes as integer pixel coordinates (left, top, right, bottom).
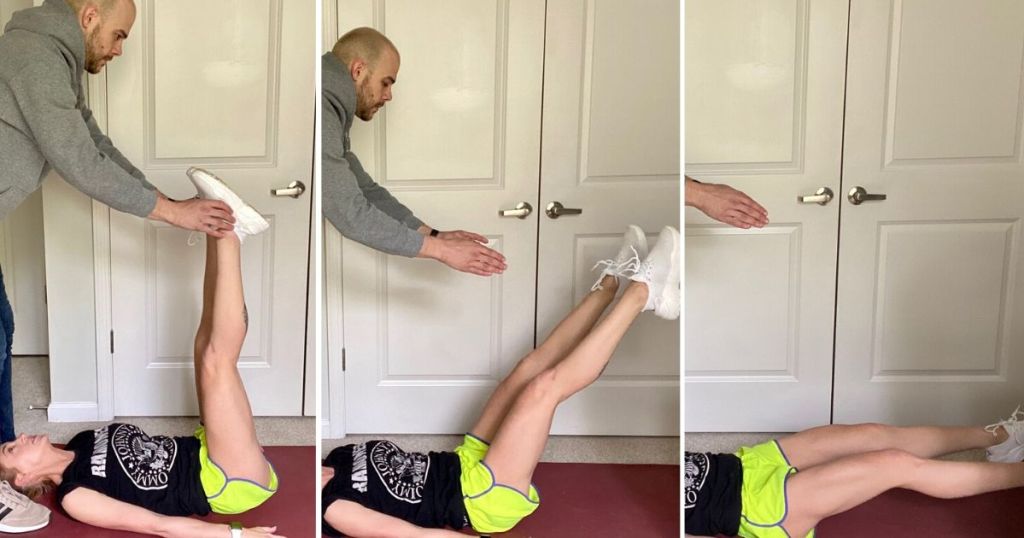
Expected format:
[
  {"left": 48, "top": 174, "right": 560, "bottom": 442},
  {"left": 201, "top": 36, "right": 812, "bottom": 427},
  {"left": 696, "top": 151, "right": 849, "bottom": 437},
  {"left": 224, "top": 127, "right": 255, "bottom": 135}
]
[
  {"left": 271, "top": 180, "right": 306, "bottom": 198},
  {"left": 545, "top": 201, "right": 583, "bottom": 219},
  {"left": 499, "top": 202, "right": 533, "bottom": 219},
  {"left": 797, "top": 187, "right": 834, "bottom": 205},
  {"left": 847, "top": 186, "right": 886, "bottom": 205}
]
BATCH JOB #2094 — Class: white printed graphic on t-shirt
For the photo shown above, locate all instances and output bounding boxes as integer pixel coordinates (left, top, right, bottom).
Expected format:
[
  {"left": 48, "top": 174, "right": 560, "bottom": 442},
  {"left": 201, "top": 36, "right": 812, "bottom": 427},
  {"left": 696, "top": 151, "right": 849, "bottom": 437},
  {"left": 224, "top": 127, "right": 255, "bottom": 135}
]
[
  {"left": 351, "top": 443, "right": 368, "bottom": 493},
  {"left": 684, "top": 452, "right": 710, "bottom": 509},
  {"left": 371, "top": 441, "right": 429, "bottom": 504},
  {"left": 90, "top": 426, "right": 109, "bottom": 478},
  {"left": 112, "top": 424, "right": 178, "bottom": 491}
]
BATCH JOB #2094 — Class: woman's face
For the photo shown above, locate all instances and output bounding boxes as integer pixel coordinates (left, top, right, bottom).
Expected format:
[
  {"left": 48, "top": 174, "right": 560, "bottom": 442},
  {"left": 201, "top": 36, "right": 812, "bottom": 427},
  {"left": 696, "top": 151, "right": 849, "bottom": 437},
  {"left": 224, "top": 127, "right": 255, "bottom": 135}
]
[{"left": 0, "top": 434, "right": 52, "bottom": 482}]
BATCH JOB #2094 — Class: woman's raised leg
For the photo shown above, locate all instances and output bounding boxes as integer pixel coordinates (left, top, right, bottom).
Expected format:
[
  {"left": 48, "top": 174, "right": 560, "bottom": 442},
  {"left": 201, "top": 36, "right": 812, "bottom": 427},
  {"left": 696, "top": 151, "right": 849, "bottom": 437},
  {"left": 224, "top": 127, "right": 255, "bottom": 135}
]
[
  {"left": 482, "top": 281, "right": 649, "bottom": 492},
  {"left": 192, "top": 234, "right": 269, "bottom": 485},
  {"left": 469, "top": 275, "right": 619, "bottom": 442},
  {"left": 777, "top": 423, "right": 1009, "bottom": 470},
  {"left": 781, "top": 450, "right": 1024, "bottom": 536}
]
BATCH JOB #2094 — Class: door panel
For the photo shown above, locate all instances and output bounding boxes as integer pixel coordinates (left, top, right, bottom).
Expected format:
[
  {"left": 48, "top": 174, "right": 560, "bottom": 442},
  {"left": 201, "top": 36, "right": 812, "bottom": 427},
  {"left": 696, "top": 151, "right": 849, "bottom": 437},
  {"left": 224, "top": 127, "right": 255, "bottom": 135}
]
[
  {"left": 685, "top": 0, "right": 848, "bottom": 431},
  {"left": 109, "top": 0, "right": 314, "bottom": 415},
  {"left": 340, "top": 0, "right": 545, "bottom": 433},
  {"left": 834, "top": 0, "right": 1024, "bottom": 424},
  {"left": 536, "top": 0, "right": 680, "bottom": 435}
]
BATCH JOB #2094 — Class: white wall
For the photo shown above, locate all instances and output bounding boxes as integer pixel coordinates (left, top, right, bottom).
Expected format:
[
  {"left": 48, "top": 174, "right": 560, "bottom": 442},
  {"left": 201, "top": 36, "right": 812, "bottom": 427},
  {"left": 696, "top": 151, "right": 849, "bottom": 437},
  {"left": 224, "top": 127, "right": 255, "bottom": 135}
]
[
  {"left": 41, "top": 178, "right": 99, "bottom": 420},
  {"left": 0, "top": 0, "right": 32, "bottom": 25}
]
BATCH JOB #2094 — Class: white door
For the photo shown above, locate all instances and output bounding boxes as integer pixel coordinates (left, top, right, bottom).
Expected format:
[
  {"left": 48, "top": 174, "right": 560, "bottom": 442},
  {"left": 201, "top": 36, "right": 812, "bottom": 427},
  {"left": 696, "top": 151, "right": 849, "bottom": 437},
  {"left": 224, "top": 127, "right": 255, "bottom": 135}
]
[
  {"left": 534, "top": 0, "right": 680, "bottom": 436},
  {"left": 339, "top": 0, "right": 545, "bottom": 432},
  {"left": 834, "top": 0, "right": 1024, "bottom": 425},
  {"left": 684, "top": 0, "right": 849, "bottom": 431},
  {"left": 107, "top": 0, "right": 314, "bottom": 416}
]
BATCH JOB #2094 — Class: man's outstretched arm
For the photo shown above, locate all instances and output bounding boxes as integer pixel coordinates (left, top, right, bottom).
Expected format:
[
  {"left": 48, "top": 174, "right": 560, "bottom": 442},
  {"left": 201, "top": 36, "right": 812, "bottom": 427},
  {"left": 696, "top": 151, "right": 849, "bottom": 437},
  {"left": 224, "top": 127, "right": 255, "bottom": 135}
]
[
  {"left": 323, "top": 104, "right": 505, "bottom": 275},
  {"left": 11, "top": 60, "right": 234, "bottom": 235}
]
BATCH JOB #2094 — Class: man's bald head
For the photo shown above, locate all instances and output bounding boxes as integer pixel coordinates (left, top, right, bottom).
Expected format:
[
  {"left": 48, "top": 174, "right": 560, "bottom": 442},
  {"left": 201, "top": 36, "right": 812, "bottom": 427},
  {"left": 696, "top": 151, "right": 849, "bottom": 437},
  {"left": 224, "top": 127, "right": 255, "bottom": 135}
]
[
  {"left": 67, "top": 0, "right": 136, "bottom": 74},
  {"left": 334, "top": 28, "right": 401, "bottom": 122},
  {"left": 65, "top": 0, "right": 129, "bottom": 16},
  {"left": 332, "top": 27, "right": 399, "bottom": 72}
]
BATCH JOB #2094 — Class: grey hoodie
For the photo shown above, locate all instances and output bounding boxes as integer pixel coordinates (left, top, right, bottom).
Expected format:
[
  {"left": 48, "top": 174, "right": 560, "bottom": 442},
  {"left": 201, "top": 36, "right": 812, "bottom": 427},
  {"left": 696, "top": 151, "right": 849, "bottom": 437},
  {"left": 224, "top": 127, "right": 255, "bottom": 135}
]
[
  {"left": 322, "top": 52, "right": 424, "bottom": 258},
  {"left": 0, "top": 0, "right": 157, "bottom": 220}
]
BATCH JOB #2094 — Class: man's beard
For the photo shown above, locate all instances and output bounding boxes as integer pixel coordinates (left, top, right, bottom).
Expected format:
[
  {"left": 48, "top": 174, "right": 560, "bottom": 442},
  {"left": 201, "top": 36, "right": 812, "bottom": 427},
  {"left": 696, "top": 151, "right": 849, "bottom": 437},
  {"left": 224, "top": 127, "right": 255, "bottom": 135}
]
[
  {"left": 355, "top": 78, "right": 380, "bottom": 121},
  {"left": 84, "top": 26, "right": 108, "bottom": 74}
]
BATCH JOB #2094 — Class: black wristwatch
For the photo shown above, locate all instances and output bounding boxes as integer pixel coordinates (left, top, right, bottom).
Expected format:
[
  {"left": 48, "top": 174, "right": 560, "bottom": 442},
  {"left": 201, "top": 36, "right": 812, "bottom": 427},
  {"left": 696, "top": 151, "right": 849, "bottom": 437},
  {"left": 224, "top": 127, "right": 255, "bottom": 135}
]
[{"left": 430, "top": 228, "right": 440, "bottom": 237}]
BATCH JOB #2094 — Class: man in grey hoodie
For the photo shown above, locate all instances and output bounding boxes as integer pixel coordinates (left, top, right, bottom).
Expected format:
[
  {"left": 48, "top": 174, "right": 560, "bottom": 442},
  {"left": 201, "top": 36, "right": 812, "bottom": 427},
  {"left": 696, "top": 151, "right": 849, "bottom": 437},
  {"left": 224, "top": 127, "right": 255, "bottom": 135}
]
[
  {"left": 0, "top": 2, "right": 238, "bottom": 528},
  {"left": 0, "top": 0, "right": 242, "bottom": 530},
  {"left": 323, "top": 27, "right": 507, "bottom": 277}
]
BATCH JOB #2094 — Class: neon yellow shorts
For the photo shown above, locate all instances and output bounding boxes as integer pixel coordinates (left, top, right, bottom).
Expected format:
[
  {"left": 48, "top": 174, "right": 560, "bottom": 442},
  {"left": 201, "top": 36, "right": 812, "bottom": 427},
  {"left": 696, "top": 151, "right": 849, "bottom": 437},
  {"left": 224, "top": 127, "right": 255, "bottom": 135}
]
[
  {"left": 195, "top": 426, "right": 279, "bottom": 514},
  {"left": 456, "top": 434, "right": 540, "bottom": 533},
  {"left": 735, "top": 440, "right": 814, "bottom": 538}
]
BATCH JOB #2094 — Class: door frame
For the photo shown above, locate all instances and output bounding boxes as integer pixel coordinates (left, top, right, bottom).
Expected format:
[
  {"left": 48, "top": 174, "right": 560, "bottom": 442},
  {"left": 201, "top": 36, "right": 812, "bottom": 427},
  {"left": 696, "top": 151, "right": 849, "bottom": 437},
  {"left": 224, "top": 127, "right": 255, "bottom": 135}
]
[{"left": 322, "top": 0, "right": 347, "bottom": 439}]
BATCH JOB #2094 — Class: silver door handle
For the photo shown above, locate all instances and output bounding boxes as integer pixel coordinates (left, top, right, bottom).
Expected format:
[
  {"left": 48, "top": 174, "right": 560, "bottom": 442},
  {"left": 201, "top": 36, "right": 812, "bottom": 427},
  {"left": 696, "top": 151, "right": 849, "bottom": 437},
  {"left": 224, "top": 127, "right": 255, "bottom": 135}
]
[
  {"left": 499, "top": 201, "right": 533, "bottom": 219},
  {"left": 271, "top": 180, "right": 306, "bottom": 198},
  {"left": 545, "top": 201, "right": 583, "bottom": 219},
  {"left": 797, "top": 187, "right": 834, "bottom": 205},
  {"left": 847, "top": 186, "right": 886, "bottom": 205}
]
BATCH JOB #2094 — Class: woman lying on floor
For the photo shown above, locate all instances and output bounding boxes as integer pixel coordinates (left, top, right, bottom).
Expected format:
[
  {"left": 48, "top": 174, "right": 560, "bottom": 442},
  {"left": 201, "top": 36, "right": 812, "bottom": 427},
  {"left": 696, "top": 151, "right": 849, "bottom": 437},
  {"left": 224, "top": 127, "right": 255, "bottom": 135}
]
[
  {"left": 685, "top": 409, "right": 1024, "bottom": 537},
  {"left": 0, "top": 170, "right": 284, "bottom": 538},
  {"left": 321, "top": 225, "right": 680, "bottom": 537}
]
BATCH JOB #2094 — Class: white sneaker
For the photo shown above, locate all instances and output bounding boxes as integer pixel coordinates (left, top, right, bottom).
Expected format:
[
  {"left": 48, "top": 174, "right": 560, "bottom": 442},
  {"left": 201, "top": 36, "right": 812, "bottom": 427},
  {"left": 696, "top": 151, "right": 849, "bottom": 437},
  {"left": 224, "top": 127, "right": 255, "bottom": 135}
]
[
  {"left": 0, "top": 481, "right": 49, "bottom": 533},
  {"left": 985, "top": 405, "right": 1024, "bottom": 463},
  {"left": 186, "top": 167, "right": 270, "bottom": 243},
  {"left": 629, "top": 226, "right": 680, "bottom": 320},
  {"left": 590, "top": 225, "right": 648, "bottom": 291}
]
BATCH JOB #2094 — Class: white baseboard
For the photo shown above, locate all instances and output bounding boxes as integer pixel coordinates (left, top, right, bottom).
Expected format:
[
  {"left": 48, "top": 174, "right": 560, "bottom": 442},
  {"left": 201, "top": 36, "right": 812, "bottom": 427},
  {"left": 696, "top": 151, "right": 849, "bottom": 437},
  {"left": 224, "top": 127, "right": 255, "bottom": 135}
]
[{"left": 46, "top": 401, "right": 99, "bottom": 422}]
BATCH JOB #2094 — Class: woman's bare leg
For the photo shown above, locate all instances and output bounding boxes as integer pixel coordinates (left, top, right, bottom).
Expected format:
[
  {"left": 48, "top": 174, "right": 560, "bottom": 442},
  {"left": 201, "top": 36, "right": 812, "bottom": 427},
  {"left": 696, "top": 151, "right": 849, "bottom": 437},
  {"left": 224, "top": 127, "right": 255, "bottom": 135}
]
[
  {"left": 193, "top": 234, "right": 269, "bottom": 485},
  {"left": 778, "top": 423, "right": 1008, "bottom": 469},
  {"left": 782, "top": 450, "right": 1024, "bottom": 536},
  {"left": 193, "top": 237, "right": 219, "bottom": 421},
  {"left": 482, "top": 281, "right": 649, "bottom": 492},
  {"left": 469, "top": 275, "right": 619, "bottom": 442}
]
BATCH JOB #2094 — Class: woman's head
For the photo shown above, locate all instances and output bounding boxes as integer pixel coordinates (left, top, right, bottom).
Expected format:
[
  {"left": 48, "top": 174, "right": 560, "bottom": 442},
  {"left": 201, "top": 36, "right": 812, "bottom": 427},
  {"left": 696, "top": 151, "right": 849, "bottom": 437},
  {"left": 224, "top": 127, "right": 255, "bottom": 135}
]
[{"left": 0, "top": 434, "right": 57, "bottom": 499}]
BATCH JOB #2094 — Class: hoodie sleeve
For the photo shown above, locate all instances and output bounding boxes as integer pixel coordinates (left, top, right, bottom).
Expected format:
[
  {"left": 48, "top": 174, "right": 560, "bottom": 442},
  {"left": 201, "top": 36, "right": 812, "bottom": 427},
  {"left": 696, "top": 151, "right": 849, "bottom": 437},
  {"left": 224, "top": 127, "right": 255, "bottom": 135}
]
[
  {"left": 349, "top": 150, "right": 425, "bottom": 231},
  {"left": 78, "top": 91, "right": 156, "bottom": 191},
  {"left": 323, "top": 99, "right": 424, "bottom": 257},
  {"left": 9, "top": 60, "right": 157, "bottom": 218}
]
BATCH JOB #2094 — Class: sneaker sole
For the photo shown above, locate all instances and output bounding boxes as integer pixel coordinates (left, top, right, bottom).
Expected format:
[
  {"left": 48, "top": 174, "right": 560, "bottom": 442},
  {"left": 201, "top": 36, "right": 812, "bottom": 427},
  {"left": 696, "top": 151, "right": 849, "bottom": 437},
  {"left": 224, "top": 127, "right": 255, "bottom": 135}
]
[
  {"left": 0, "top": 520, "right": 49, "bottom": 533},
  {"left": 654, "top": 227, "right": 680, "bottom": 320}
]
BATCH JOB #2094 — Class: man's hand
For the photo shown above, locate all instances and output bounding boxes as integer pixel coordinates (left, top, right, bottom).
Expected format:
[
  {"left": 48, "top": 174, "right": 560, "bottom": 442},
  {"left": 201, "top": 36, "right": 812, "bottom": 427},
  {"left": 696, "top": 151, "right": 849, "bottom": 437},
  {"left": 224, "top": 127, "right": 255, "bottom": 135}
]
[
  {"left": 437, "top": 229, "right": 488, "bottom": 243},
  {"left": 420, "top": 235, "right": 507, "bottom": 276},
  {"left": 685, "top": 177, "right": 768, "bottom": 229},
  {"left": 150, "top": 196, "right": 235, "bottom": 237}
]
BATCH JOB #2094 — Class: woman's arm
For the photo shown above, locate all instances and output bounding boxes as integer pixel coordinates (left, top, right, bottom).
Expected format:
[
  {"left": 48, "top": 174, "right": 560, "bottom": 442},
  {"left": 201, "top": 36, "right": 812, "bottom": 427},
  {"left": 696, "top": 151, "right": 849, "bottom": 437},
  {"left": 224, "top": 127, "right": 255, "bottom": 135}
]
[
  {"left": 324, "top": 499, "right": 472, "bottom": 538},
  {"left": 61, "top": 487, "right": 282, "bottom": 538}
]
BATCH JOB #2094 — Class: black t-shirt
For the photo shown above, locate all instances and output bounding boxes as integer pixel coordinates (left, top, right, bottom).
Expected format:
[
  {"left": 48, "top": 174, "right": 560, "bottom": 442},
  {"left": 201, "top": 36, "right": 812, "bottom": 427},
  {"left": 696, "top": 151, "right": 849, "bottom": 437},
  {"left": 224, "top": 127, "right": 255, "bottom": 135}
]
[
  {"left": 684, "top": 451, "right": 742, "bottom": 537},
  {"left": 321, "top": 441, "right": 467, "bottom": 536},
  {"left": 56, "top": 423, "right": 210, "bottom": 517}
]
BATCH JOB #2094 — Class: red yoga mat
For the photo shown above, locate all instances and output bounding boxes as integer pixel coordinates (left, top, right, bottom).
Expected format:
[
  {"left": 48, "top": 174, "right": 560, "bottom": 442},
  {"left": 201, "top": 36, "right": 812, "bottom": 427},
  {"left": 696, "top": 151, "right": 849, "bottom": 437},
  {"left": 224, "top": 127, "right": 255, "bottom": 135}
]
[{"left": 21, "top": 445, "right": 315, "bottom": 537}]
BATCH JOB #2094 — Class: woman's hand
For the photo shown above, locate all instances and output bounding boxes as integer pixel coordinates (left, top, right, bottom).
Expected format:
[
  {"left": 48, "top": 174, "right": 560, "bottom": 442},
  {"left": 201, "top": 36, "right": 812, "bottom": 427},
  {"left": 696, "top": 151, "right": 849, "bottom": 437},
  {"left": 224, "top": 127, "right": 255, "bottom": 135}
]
[
  {"left": 243, "top": 525, "right": 285, "bottom": 537},
  {"left": 322, "top": 466, "right": 335, "bottom": 488}
]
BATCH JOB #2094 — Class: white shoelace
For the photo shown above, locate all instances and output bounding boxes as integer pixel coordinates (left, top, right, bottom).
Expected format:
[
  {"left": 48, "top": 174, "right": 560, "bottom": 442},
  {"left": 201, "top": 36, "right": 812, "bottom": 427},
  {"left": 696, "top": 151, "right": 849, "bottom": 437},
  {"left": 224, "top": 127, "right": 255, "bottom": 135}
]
[
  {"left": 590, "top": 247, "right": 643, "bottom": 291},
  {"left": 0, "top": 482, "right": 30, "bottom": 509},
  {"left": 985, "top": 404, "right": 1024, "bottom": 438}
]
